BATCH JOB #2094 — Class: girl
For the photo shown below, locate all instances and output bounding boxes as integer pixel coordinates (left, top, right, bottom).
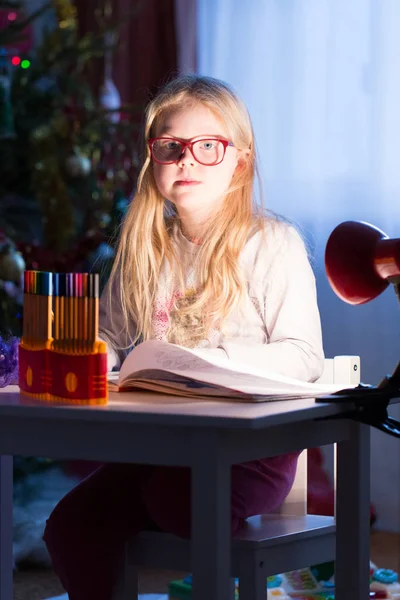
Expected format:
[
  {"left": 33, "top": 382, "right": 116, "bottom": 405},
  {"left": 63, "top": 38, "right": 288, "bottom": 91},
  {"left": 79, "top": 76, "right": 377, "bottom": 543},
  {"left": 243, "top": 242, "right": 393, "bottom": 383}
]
[{"left": 44, "top": 75, "right": 324, "bottom": 600}]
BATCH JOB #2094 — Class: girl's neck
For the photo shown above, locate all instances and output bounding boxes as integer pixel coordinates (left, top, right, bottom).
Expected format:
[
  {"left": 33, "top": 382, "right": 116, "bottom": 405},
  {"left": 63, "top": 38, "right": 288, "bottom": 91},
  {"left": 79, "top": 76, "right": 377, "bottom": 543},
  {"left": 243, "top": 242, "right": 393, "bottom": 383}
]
[
  {"left": 177, "top": 205, "right": 219, "bottom": 244},
  {"left": 180, "top": 224, "right": 202, "bottom": 245},
  {"left": 178, "top": 216, "right": 206, "bottom": 245}
]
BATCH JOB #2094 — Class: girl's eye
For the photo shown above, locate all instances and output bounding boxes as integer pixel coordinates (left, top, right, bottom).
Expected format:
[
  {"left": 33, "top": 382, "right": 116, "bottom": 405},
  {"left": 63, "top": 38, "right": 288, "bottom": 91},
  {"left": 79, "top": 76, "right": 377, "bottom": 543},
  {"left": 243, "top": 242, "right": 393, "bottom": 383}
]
[
  {"left": 164, "top": 141, "right": 181, "bottom": 150},
  {"left": 201, "top": 141, "right": 216, "bottom": 150}
]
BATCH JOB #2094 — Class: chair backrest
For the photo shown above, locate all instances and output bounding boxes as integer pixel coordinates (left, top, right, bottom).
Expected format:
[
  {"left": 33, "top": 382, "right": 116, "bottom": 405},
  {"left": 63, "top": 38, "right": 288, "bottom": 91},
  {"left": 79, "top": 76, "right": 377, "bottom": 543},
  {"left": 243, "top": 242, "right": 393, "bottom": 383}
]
[{"left": 274, "top": 355, "right": 361, "bottom": 516}]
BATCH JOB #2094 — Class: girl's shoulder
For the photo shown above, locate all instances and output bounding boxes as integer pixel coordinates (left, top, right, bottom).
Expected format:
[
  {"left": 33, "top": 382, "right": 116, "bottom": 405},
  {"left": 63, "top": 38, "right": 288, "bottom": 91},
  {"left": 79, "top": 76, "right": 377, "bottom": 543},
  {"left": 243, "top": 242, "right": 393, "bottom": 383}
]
[
  {"left": 241, "top": 215, "right": 312, "bottom": 284},
  {"left": 244, "top": 214, "right": 305, "bottom": 258}
]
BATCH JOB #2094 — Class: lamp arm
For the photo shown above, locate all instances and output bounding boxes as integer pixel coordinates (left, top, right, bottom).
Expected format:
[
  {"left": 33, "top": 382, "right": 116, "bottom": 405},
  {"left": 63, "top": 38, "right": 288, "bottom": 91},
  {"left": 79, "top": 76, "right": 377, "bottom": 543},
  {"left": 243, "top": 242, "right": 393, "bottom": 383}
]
[{"left": 378, "top": 359, "right": 400, "bottom": 391}]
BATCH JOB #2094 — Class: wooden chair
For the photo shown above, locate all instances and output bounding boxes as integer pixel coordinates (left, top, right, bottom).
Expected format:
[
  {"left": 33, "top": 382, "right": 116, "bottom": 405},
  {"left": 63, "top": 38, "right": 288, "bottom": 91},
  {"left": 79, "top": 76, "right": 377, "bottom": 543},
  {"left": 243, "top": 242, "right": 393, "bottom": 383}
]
[{"left": 114, "top": 355, "right": 360, "bottom": 600}]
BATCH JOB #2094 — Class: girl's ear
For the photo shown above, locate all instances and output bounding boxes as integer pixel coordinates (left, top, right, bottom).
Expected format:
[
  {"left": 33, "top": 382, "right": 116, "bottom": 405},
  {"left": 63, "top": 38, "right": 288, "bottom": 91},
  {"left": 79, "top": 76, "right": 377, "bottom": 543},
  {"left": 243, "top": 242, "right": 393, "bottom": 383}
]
[{"left": 235, "top": 148, "right": 251, "bottom": 171}]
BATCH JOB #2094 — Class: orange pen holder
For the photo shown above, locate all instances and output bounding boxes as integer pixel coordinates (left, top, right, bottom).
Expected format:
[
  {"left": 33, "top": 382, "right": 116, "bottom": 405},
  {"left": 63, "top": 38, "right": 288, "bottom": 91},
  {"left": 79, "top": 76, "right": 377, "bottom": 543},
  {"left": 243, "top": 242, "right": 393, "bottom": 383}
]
[{"left": 19, "top": 342, "right": 108, "bottom": 405}]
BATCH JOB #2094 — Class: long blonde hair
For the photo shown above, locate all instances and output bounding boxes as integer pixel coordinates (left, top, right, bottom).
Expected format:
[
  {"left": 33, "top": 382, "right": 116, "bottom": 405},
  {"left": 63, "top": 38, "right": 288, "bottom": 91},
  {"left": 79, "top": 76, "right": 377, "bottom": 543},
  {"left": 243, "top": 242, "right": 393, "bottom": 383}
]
[{"left": 109, "top": 74, "right": 266, "bottom": 346}]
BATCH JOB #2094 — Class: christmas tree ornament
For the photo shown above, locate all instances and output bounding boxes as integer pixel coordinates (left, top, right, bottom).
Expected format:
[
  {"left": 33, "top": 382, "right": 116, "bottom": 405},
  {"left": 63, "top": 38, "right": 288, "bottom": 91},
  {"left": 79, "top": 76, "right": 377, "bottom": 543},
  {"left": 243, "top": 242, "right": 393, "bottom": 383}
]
[
  {"left": 53, "top": 0, "right": 77, "bottom": 31},
  {"left": 100, "top": 77, "right": 121, "bottom": 124},
  {"left": 0, "top": 232, "right": 24, "bottom": 335},
  {"left": 0, "top": 236, "right": 25, "bottom": 284},
  {"left": 99, "top": 25, "right": 120, "bottom": 124},
  {"left": 94, "top": 210, "right": 112, "bottom": 230},
  {"left": 0, "top": 280, "right": 23, "bottom": 336},
  {"left": 31, "top": 123, "right": 52, "bottom": 141},
  {"left": 65, "top": 153, "right": 91, "bottom": 178}
]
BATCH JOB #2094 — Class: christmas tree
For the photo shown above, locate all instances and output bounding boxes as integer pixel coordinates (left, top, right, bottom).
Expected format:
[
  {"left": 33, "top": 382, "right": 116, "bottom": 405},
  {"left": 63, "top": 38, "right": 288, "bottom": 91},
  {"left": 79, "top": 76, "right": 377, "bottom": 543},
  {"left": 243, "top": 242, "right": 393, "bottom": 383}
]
[
  {"left": 0, "top": 0, "right": 141, "bottom": 336},
  {"left": 0, "top": 1, "right": 145, "bottom": 547}
]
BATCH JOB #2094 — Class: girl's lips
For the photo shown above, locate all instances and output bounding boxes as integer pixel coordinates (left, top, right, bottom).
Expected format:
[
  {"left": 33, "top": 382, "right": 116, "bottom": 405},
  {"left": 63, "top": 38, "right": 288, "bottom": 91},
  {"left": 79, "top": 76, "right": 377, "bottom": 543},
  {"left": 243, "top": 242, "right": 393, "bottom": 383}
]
[{"left": 174, "top": 180, "right": 201, "bottom": 186}]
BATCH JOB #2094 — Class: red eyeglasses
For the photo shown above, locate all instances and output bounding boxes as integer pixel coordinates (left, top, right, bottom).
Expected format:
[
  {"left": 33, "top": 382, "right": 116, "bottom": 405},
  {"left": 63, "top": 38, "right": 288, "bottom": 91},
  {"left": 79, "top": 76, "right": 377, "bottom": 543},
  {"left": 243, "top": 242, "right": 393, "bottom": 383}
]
[{"left": 148, "top": 137, "right": 234, "bottom": 166}]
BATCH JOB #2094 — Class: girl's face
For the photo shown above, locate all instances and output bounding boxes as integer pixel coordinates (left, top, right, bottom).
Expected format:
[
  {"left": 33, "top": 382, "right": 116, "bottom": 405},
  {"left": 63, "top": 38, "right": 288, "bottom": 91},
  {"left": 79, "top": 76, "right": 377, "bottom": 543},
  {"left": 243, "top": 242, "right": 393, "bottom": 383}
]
[{"left": 152, "top": 103, "right": 241, "bottom": 224}]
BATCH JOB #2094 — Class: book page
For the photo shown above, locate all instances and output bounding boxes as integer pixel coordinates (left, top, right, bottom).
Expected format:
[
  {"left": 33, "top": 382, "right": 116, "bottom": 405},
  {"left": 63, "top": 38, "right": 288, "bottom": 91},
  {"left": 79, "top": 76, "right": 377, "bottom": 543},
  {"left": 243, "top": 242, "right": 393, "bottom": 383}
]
[{"left": 117, "top": 341, "right": 352, "bottom": 398}]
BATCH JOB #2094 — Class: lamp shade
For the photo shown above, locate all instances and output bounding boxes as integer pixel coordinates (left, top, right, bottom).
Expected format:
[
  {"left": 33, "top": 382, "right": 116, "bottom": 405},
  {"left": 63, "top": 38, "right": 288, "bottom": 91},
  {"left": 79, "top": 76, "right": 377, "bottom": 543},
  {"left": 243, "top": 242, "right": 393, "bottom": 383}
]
[{"left": 325, "top": 221, "right": 400, "bottom": 305}]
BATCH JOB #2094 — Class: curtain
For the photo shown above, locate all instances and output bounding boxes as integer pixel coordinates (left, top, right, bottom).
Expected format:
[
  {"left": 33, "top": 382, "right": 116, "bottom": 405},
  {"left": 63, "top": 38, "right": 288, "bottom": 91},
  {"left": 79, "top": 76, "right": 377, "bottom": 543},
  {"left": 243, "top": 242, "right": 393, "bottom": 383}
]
[
  {"left": 76, "top": 0, "right": 178, "bottom": 106},
  {"left": 111, "top": 0, "right": 177, "bottom": 106},
  {"left": 175, "top": 0, "right": 197, "bottom": 73},
  {"left": 198, "top": 0, "right": 400, "bottom": 532}
]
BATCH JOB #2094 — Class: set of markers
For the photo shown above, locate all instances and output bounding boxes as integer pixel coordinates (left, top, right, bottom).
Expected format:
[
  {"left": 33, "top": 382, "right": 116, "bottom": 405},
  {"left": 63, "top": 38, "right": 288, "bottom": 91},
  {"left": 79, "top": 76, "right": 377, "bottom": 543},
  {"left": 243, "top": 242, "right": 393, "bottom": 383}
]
[{"left": 19, "top": 270, "right": 108, "bottom": 404}]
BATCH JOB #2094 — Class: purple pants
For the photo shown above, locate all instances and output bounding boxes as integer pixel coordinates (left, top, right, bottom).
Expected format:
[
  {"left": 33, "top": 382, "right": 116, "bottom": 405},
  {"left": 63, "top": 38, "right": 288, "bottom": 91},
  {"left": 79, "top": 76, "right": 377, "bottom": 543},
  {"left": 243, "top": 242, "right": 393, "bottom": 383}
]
[{"left": 43, "top": 452, "right": 299, "bottom": 600}]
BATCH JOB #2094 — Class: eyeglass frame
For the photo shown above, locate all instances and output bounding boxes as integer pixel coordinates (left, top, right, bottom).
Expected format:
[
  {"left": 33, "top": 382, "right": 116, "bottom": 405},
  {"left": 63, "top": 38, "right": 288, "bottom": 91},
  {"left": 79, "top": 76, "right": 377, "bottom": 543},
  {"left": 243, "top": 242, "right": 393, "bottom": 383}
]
[{"left": 147, "top": 137, "right": 234, "bottom": 166}]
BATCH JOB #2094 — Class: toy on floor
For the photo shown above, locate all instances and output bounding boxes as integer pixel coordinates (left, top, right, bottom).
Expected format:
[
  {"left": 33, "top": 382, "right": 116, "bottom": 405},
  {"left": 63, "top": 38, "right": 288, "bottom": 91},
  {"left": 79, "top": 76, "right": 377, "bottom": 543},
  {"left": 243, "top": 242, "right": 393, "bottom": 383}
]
[
  {"left": 168, "top": 574, "right": 290, "bottom": 600},
  {"left": 18, "top": 270, "right": 107, "bottom": 405},
  {"left": 168, "top": 563, "right": 399, "bottom": 599},
  {"left": 370, "top": 566, "right": 400, "bottom": 599}
]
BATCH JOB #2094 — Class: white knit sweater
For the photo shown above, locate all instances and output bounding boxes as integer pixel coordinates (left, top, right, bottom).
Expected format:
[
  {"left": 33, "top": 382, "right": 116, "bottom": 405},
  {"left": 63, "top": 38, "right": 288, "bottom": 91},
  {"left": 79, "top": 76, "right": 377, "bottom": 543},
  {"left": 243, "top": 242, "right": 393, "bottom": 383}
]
[{"left": 99, "top": 219, "right": 324, "bottom": 382}]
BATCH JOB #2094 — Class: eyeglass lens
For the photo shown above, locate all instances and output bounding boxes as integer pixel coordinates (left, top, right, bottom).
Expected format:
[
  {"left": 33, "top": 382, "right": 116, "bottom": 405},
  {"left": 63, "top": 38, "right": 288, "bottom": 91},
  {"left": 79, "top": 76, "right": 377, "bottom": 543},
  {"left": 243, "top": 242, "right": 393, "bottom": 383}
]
[{"left": 152, "top": 139, "right": 225, "bottom": 164}]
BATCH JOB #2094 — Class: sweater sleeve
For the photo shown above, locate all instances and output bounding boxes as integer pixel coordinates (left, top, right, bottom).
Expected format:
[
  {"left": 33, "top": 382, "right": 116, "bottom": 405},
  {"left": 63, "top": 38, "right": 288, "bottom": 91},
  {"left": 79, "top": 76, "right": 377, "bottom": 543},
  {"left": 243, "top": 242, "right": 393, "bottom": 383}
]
[
  {"left": 219, "top": 225, "right": 325, "bottom": 382},
  {"left": 98, "top": 272, "right": 137, "bottom": 371}
]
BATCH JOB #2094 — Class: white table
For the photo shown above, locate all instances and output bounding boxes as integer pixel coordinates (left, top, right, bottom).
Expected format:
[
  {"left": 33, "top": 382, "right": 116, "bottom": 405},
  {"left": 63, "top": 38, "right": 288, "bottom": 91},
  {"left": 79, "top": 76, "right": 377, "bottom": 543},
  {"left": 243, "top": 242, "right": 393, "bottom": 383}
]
[{"left": 0, "top": 386, "right": 370, "bottom": 600}]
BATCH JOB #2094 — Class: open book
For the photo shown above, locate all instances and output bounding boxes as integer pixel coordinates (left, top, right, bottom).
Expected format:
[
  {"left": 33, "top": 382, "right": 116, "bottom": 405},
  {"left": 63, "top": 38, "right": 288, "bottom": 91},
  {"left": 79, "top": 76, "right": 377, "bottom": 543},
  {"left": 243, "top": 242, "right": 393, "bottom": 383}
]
[{"left": 107, "top": 340, "right": 356, "bottom": 402}]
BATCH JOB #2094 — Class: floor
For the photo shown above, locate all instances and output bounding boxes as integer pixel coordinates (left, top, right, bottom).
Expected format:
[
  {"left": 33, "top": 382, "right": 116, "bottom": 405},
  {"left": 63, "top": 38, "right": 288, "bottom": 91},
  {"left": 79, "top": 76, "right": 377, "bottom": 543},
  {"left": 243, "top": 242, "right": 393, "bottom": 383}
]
[{"left": 12, "top": 530, "right": 400, "bottom": 600}]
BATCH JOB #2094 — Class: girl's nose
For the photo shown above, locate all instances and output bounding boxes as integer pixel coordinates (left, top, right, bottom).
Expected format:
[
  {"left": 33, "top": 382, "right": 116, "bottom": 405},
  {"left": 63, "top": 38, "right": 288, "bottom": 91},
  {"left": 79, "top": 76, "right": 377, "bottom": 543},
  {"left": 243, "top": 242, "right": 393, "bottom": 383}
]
[{"left": 177, "top": 146, "right": 196, "bottom": 167}]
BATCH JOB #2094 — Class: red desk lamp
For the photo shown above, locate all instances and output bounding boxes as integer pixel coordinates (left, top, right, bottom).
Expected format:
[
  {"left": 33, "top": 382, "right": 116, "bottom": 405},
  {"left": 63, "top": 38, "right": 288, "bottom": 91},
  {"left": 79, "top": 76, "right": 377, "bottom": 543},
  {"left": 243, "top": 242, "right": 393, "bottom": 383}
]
[
  {"left": 325, "top": 220, "right": 400, "bottom": 306},
  {"left": 320, "top": 221, "right": 400, "bottom": 438}
]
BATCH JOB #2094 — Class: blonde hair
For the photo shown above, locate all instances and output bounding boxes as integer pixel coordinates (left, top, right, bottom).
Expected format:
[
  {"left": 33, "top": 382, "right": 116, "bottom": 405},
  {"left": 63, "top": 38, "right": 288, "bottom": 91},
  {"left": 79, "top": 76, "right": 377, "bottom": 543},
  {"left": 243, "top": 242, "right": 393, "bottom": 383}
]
[{"left": 109, "top": 74, "right": 266, "bottom": 347}]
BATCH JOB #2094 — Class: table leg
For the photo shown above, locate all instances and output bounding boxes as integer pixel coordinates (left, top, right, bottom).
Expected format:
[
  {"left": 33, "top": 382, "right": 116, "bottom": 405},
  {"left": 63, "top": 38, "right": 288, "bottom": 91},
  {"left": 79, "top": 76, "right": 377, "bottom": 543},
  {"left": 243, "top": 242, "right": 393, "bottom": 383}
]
[
  {"left": 335, "top": 422, "right": 370, "bottom": 600},
  {"left": 190, "top": 431, "right": 232, "bottom": 600},
  {"left": 0, "top": 455, "right": 13, "bottom": 600}
]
